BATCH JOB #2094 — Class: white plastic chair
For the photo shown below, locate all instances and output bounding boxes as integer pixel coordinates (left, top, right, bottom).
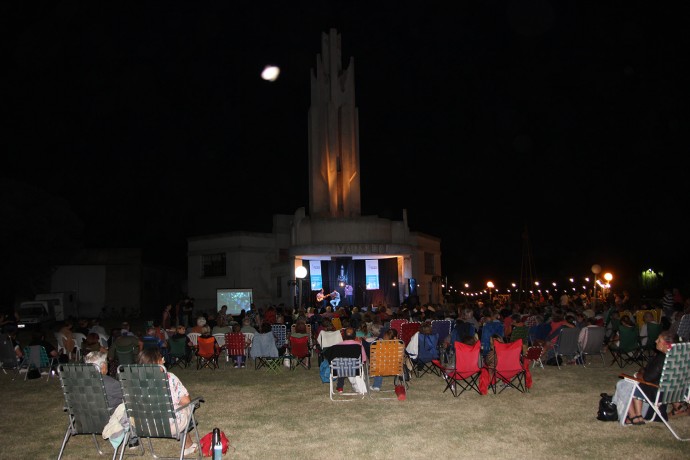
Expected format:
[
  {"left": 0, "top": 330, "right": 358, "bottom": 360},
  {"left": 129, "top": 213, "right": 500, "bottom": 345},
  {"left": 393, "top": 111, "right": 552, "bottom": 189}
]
[
  {"left": 187, "top": 332, "right": 200, "bottom": 348},
  {"left": 71, "top": 333, "right": 87, "bottom": 361}
]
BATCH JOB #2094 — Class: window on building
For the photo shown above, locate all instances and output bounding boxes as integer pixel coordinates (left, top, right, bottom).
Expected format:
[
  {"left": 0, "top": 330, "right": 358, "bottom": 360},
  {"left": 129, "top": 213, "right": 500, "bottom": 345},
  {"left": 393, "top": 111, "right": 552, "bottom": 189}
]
[
  {"left": 202, "top": 253, "right": 226, "bottom": 277},
  {"left": 278, "top": 248, "right": 289, "bottom": 263},
  {"left": 424, "top": 252, "right": 435, "bottom": 275}
]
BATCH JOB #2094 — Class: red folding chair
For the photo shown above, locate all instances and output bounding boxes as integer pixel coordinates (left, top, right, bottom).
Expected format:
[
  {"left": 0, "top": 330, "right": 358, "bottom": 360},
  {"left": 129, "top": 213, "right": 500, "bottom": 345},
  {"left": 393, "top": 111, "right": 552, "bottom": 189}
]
[
  {"left": 288, "top": 335, "right": 311, "bottom": 370},
  {"left": 389, "top": 319, "right": 408, "bottom": 339},
  {"left": 433, "top": 340, "right": 482, "bottom": 396},
  {"left": 488, "top": 340, "right": 528, "bottom": 394},
  {"left": 400, "top": 321, "right": 421, "bottom": 346},
  {"left": 224, "top": 332, "right": 248, "bottom": 368}
]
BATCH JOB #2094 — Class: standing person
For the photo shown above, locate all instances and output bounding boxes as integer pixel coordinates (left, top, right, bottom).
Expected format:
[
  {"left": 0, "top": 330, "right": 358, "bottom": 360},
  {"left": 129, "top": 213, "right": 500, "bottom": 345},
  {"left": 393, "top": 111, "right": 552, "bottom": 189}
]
[
  {"left": 182, "top": 297, "right": 194, "bottom": 328},
  {"left": 344, "top": 284, "right": 354, "bottom": 307},
  {"left": 162, "top": 304, "right": 173, "bottom": 331},
  {"left": 137, "top": 348, "right": 199, "bottom": 456}
]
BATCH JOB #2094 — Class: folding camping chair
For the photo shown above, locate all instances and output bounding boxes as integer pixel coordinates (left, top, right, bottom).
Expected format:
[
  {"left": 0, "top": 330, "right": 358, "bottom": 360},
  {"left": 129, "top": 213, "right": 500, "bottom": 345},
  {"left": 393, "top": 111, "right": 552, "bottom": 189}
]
[
  {"left": 224, "top": 332, "right": 249, "bottom": 368},
  {"left": 213, "top": 333, "right": 227, "bottom": 364},
  {"left": 167, "top": 336, "right": 191, "bottom": 370},
  {"left": 57, "top": 363, "right": 124, "bottom": 460},
  {"left": 195, "top": 336, "right": 220, "bottom": 370},
  {"left": 287, "top": 335, "right": 311, "bottom": 370},
  {"left": 329, "top": 357, "right": 366, "bottom": 401},
  {"left": 0, "top": 333, "right": 20, "bottom": 378},
  {"left": 552, "top": 327, "right": 581, "bottom": 369},
  {"left": 676, "top": 314, "right": 690, "bottom": 342},
  {"left": 619, "top": 342, "right": 690, "bottom": 441},
  {"left": 19, "top": 345, "right": 57, "bottom": 382},
  {"left": 400, "top": 321, "right": 421, "bottom": 347},
  {"left": 251, "top": 332, "right": 281, "bottom": 372},
  {"left": 609, "top": 325, "right": 645, "bottom": 368},
  {"left": 433, "top": 340, "right": 482, "bottom": 397},
  {"left": 525, "top": 345, "right": 544, "bottom": 370},
  {"left": 271, "top": 324, "right": 287, "bottom": 353},
  {"left": 578, "top": 326, "right": 606, "bottom": 367},
  {"left": 389, "top": 319, "right": 408, "bottom": 339},
  {"left": 367, "top": 340, "right": 406, "bottom": 399},
  {"left": 488, "top": 340, "right": 528, "bottom": 394},
  {"left": 431, "top": 319, "right": 452, "bottom": 364},
  {"left": 411, "top": 331, "right": 440, "bottom": 377},
  {"left": 117, "top": 364, "right": 204, "bottom": 459}
]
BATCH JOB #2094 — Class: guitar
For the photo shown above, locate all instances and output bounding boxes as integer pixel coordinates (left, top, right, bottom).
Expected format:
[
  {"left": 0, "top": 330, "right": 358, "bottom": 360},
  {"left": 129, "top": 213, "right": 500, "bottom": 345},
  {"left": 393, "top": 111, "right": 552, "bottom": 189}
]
[{"left": 316, "top": 292, "right": 331, "bottom": 302}]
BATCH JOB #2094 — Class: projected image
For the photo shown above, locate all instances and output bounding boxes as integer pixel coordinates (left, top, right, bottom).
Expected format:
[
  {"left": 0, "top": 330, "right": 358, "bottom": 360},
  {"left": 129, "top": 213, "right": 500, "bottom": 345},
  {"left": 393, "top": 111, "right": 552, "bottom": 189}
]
[{"left": 217, "top": 289, "right": 253, "bottom": 316}]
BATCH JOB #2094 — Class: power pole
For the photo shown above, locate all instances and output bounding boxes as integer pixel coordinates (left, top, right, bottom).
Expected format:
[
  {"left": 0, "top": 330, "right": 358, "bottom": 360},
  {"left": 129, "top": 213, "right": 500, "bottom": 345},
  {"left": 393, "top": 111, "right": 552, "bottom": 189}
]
[{"left": 519, "top": 225, "right": 536, "bottom": 302}]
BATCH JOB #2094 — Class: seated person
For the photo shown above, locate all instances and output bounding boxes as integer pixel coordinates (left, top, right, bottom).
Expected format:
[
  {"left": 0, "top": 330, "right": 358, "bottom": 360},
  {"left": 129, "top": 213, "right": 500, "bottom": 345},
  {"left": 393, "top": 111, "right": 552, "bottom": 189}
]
[
  {"left": 82, "top": 332, "right": 106, "bottom": 355},
  {"left": 329, "top": 290, "right": 341, "bottom": 308},
  {"left": 29, "top": 329, "right": 59, "bottom": 360},
  {"left": 228, "top": 323, "right": 248, "bottom": 368},
  {"left": 624, "top": 330, "right": 674, "bottom": 424},
  {"left": 369, "top": 327, "right": 399, "bottom": 391},
  {"left": 321, "top": 327, "right": 367, "bottom": 393},
  {"left": 137, "top": 348, "right": 198, "bottom": 456},
  {"left": 84, "top": 351, "right": 123, "bottom": 414},
  {"left": 639, "top": 311, "right": 658, "bottom": 347},
  {"left": 191, "top": 316, "right": 207, "bottom": 334},
  {"left": 240, "top": 318, "right": 258, "bottom": 335}
]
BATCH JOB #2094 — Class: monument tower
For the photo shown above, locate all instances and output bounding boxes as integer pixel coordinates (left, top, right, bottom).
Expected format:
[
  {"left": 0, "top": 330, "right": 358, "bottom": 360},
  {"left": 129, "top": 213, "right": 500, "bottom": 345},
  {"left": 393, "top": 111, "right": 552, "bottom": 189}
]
[{"left": 308, "top": 28, "right": 361, "bottom": 218}]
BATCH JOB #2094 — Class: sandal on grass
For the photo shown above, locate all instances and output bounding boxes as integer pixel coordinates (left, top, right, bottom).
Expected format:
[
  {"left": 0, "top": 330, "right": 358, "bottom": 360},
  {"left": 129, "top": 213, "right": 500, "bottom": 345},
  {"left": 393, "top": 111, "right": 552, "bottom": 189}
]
[{"left": 630, "top": 415, "right": 646, "bottom": 425}]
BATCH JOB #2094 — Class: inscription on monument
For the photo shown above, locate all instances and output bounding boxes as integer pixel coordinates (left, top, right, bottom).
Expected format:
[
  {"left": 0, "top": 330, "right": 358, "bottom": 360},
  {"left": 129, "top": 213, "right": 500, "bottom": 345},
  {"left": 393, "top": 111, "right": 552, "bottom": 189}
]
[{"left": 335, "top": 244, "right": 386, "bottom": 254}]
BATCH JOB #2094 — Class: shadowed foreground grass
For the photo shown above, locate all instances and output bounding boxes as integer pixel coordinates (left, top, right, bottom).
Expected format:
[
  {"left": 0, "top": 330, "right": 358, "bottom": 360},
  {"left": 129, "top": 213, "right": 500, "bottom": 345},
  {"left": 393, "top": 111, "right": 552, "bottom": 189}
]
[{"left": 1, "top": 357, "right": 688, "bottom": 460}]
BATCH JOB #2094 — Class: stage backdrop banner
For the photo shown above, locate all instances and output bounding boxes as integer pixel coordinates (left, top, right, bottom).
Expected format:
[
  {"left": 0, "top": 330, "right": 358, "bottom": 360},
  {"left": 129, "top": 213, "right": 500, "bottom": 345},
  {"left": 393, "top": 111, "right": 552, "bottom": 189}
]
[
  {"left": 309, "top": 260, "right": 323, "bottom": 291},
  {"left": 365, "top": 260, "right": 380, "bottom": 290}
]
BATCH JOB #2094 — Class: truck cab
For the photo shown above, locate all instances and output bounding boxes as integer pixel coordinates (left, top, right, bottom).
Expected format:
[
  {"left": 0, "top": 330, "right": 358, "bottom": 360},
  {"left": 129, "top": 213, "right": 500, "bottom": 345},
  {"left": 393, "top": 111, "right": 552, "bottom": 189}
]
[{"left": 17, "top": 300, "right": 53, "bottom": 327}]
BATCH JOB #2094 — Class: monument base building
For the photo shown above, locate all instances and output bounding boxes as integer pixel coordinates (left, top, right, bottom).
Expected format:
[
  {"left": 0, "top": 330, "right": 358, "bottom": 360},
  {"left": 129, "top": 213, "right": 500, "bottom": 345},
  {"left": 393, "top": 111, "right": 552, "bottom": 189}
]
[{"left": 187, "top": 30, "right": 443, "bottom": 314}]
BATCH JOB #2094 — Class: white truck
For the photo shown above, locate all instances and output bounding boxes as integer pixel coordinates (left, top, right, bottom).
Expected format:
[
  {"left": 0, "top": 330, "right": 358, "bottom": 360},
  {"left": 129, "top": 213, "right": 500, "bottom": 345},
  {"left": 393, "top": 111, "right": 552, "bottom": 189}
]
[{"left": 17, "top": 291, "right": 78, "bottom": 326}]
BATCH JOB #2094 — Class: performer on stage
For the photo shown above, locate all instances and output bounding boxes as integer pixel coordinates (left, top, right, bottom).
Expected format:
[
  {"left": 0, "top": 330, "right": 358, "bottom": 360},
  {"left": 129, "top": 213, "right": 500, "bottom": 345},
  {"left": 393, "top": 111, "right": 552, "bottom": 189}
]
[
  {"left": 316, "top": 288, "right": 330, "bottom": 308},
  {"left": 344, "top": 284, "right": 354, "bottom": 306},
  {"left": 330, "top": 290, "right": 341, "bottom": 308}
]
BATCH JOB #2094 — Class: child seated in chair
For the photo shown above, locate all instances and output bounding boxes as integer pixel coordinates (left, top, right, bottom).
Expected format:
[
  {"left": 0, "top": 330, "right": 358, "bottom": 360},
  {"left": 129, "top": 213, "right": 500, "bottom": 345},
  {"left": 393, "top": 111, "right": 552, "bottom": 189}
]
[{"left": 229, "top": 323, "right": 247, "bottom": 368}]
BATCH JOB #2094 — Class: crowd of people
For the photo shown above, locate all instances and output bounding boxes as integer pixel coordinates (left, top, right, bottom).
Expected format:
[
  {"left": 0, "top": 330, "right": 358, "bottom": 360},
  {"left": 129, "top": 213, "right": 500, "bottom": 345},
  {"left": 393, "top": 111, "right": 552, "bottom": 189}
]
[{"left": 3, "top": 284, "right": 689, "bottom": 435}]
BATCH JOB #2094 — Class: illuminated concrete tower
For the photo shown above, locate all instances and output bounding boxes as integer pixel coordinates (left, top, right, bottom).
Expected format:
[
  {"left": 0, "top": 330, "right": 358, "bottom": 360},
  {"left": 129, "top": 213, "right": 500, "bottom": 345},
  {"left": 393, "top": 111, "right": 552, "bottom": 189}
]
[{"left": 308, "top": 28, "right": 361, "bottom": 218}]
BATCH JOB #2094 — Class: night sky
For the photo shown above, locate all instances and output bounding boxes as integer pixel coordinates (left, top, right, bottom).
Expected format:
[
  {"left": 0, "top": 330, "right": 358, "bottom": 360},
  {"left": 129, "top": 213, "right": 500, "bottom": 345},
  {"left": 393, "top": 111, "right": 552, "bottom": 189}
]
[{"left": 3, "top": 2, "right": 688, "bottom": 293}]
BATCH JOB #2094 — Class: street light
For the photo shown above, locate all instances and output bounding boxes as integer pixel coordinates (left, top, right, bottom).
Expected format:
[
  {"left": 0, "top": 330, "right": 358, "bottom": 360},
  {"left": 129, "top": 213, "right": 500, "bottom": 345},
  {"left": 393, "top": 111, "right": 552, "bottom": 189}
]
[
  {"left": 487, "top": 281, "right": 494, "bottom": 301},
  {"left": 295, "top": 265, "right": 307, "bottom": 308},
  {"left": 591, "top": 264, "right": 602, "bottom": 308}
]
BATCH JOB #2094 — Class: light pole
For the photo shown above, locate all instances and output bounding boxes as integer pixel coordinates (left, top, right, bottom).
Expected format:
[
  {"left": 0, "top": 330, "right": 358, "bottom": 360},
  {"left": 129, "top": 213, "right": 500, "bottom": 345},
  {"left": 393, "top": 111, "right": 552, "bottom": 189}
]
[
  {"left": 486, "top": 281, "right": 494, "bottom": 302},
  {"left": 295, "top": 265, "right": 307, "bottom": 309},
  {"left": 591, "top": 264, "right": 601, "bottom": 309}
]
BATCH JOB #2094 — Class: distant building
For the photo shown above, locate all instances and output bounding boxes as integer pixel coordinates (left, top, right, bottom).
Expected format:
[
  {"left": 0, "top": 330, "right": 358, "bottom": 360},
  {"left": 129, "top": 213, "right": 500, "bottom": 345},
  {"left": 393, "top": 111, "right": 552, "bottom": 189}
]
[
  {"left": 187, "top": 29, "right": 442, "bottom": 314},
  {"left": 47, "top": 248, "right": 184, "bottom": 319}
]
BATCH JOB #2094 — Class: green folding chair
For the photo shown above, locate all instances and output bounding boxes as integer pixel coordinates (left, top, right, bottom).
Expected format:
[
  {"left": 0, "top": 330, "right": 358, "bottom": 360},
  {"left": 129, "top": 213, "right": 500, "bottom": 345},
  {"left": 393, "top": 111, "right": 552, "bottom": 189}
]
[
  {"left": 57, "top": 363, "right": 123, "bottom": 460},
  {"left": 117, "top": 364, "right": 204, "bottom": 459},
  {"left": 620, "top": 342, "right": 690, "bottom": 441},
  {"left": 608, "top": 326, "right": 644, "bottom": 368}
]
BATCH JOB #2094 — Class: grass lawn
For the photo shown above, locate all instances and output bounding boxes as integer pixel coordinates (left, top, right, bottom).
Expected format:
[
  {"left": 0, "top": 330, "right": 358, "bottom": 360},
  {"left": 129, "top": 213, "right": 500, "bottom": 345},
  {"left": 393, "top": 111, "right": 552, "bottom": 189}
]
[{"left": 2, "top": 355, "right": 689, "bottom": 460}]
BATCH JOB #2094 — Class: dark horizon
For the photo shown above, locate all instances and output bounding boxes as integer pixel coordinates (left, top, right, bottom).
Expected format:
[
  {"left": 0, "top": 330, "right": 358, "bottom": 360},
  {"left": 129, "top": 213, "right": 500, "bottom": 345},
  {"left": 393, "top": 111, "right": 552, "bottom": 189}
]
[{"left": 3, "top": 3, "right": 688, "bottom": 298}]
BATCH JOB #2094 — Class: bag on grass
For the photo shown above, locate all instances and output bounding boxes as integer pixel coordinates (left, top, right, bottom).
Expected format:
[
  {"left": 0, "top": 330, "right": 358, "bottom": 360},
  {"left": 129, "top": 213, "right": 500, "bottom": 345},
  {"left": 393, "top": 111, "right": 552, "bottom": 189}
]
[
  {"left": 395, "top": 384, "right": 407, "bottom": 401},
  {"left": 597, "top": 393, "right": 618, "bottom": 421},
  {"left": 319, "top": 359, "right": 330, "bottom": 383},
  {"left": 27, "top": 368, "right": 41, "bottom": 380},
  {"left": 199, "top": 430, "right": 229, "bottom": 457}
]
